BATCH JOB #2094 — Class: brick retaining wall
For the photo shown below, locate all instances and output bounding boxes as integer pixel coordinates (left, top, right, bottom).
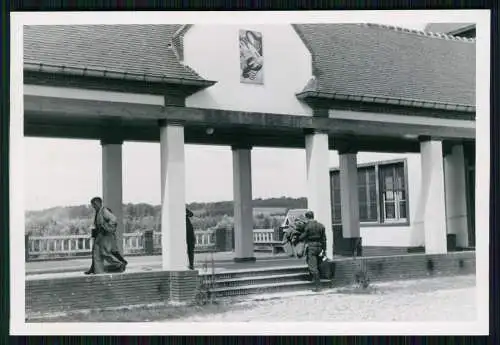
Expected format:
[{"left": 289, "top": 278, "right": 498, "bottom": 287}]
[
  {"left": 26, "top": 251, "right": 475, "bottom": 318},
  {"left": 26, "top": 270, "right": 199, "bottom": 317},
  {"left": 329, "top": 251, "right": 475, "bottom": 286}
]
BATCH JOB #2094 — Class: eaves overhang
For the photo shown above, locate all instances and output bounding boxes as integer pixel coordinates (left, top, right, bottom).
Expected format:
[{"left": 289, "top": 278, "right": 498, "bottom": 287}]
[
  {"left": 24, "top": 61, "right": 217, "bottom": 94},
  {"left": 296, "top": 90, "right": 476, "bottom": 113}
]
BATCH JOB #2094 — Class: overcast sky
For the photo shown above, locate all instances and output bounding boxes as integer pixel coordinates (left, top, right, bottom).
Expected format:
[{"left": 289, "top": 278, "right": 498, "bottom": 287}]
[{"left": 23, "top": 21, "right": 428, "bottom": 211}]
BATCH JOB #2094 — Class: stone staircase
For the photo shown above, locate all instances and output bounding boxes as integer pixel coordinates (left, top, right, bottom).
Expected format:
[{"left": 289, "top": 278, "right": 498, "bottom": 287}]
[{"left": 198, "top": 265, "right": 333, "bottom": 298}]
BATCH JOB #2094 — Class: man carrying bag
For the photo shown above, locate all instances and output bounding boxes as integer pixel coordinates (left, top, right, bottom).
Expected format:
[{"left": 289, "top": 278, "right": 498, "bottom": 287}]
[{"left": 298, "top": 211, "right": 326, "bottom": 292}]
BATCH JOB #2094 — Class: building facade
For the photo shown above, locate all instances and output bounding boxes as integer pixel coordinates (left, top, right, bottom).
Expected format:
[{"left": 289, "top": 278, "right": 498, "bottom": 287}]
[
  {"left": 330, "top": 150, "right": 475, "bottom": 252},
  {"left": 23, "top": 23, "right": 475, "bottom": 272}
]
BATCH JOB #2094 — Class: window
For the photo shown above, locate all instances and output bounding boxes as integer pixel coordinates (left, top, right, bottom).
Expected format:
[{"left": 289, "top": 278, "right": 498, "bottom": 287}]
[
  {"left": 379, "top": 163, "right": 407, "bottom": 222},
  {"left": 330, "top": 160, "right": 409, "bottom": 225},
  {"left": 330, "top": 171, "right": 342, "bottom": 224},
  {"left": 358, "top": 167, "right": 378, "bottom": 222}
]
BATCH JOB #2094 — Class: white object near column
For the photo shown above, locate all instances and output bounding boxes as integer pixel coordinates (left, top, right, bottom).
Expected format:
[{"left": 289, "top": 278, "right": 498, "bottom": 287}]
[
  {"left": 232, "top": 146, "right": 255, "bottom": 262},
  {"left": 444, "top": 144, "right": 469, "bottom": 248},
  {"left": 305, "top": 132, "right": 333, "bottom": 259},
  {"left": 420, "top": 139, "right": 448, "bottom": 254},
  {"left": 160, "top": 123, "right": 188, "bottom": 270},
  {"left": 339, "top": 152, "right": 360, "bottom": 239},
  {"left": 101, "top": 140, "right": 124, "bottom": 254}
]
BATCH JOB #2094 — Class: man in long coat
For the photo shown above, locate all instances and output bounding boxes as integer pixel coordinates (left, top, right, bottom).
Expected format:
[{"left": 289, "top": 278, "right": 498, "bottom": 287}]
[
  {"left": 186, "top": 208, "right": 196, "bottom": 270},
  {"left": 86, "top": 197, "right": 127, "bottom": 274}
]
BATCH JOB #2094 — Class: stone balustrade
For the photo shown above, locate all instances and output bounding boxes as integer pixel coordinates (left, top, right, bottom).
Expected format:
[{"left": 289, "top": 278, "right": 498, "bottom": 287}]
[{"left": 26, "top": 228, "right": 276, "bottom": 261}]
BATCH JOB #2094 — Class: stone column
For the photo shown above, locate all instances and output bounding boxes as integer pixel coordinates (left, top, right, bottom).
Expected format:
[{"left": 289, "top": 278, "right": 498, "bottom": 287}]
[
  {"left": 332, "top": 136, "right": 362, "bottom": 256},
  {"left": 339, "top": 149, "right": 361, "bottom": 251},
  {"left": 160, "top": 122, "right": 188, "bottom": 270},
  {"left": 101, "top": 139, "right": 124, "bottom": 254},
  {"left": 419, "top": 138, "right": 447, "bottom": 254},
  {"left": 444, "top": 144, "right": 469, "bottom": 248},
  {"left": 232, "top": 144, "right": 255, "bottom": 262},
  {"left": 305, "top": 131, "right": 333, "bottom": 259}
]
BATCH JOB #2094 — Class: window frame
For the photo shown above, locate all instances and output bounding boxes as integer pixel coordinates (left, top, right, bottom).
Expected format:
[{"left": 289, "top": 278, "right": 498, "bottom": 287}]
[
  {"left": 378, "top": 162, "right": 408, "bottom": 224},
  {"left": 330, "top": 158, "right": 410, "bottom": 227}
]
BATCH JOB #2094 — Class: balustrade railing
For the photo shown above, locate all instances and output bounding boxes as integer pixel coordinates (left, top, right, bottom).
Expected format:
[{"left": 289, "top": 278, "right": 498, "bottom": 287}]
[
  {"left": 253, "top": 229, "right": 274, "bottom": 243},
  {"left": 26, "top": 228, "right": 276, "bottom": 260}
]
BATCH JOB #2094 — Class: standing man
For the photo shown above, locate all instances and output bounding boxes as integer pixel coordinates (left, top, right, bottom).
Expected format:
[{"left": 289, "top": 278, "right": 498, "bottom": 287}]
[
  {"left": 186, "top": 208, "right": 196, "bottom": 270},
  {"left": 84, "top": 225, "right": 99, "bottom": 275},
  {"left": 298, "top": 211, "right": 326, "bottom": 292},
  {"left": 87, "top": 197, "right": 127, "bottom": 274}
]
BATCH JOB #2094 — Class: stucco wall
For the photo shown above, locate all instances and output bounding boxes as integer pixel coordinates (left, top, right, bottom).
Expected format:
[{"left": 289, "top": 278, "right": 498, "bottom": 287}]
[{"left": 184, "top": 24, "right": 314, "bottom": 116}]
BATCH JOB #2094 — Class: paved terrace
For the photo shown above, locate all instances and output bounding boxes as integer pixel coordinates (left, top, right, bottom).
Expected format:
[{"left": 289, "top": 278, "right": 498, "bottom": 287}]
[{"left": 26, "top": 252, "right": 312, "bottom": 280}]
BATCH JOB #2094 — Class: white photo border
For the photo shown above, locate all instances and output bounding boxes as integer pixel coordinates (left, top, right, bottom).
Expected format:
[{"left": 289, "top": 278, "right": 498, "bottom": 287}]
[{"left": 10, "top": 9, "right": 490, "bottom": 335}]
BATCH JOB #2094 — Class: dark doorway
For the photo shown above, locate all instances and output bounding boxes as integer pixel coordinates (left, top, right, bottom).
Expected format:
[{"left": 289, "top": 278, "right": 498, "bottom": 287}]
[
  {"left": 466, "top": 165, "right": 475, "bottom": 247},
  {"left": 464, "top": 142, "right": 475, "bottom": 248}
]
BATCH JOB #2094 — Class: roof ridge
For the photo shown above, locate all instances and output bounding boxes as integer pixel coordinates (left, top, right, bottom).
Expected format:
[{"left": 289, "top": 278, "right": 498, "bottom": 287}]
[{"left": 360, "top": 23, "right": 476, "bottom": 43}]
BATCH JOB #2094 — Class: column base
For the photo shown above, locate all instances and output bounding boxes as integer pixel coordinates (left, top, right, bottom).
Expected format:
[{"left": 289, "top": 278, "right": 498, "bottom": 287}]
[
  {"left": 335, "top": 238, "right": 362, "bottom": 257},
  {"left": 170, "top": 270, "right": 199, "bottom": 303},
  {"left": 233, "top": 257, "right": 257, "bottom": 263},
  {"left": 447, "top": 234, "right": 457, "bottom": 251},
  {"left": 333, "top": 224, "right": 363, "bottom": 256}
]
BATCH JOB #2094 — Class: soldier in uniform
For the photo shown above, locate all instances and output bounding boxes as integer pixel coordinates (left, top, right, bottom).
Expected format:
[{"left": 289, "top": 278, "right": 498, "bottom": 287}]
[{"left": 298, "top": 211, "right": 326, "bottom": 292}]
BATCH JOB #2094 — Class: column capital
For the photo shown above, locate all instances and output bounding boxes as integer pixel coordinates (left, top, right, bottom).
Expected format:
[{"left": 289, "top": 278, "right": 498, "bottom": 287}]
[
  {"left": 442, "top": 141, "right": 453, "bottom": 157},
  {"left": 418, "top": 135, "right": 443, "bottom": 143},
  {"left": 335, "top": 137, "right": 358, "bottom": 155},
  {"left": 312, "top": 108, "right": 329, "bottom": 118},
  {"left": 158, "top": 119, "right": 185, "bottom": 128},
  {"left": 231, "top": 143, "right": 253, "bottom": 151},
  {"left": 100, "top": 138, "right": 123, "bottom": 145},
  {"left": 304, "top": 129, "right": 329, "bottom": 136}
]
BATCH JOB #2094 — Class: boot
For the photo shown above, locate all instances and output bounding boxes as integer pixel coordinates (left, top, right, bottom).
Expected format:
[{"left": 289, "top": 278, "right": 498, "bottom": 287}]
[
  {"left": 312, "top": 273, "right": 321, "bottom": 292},
  {"left": 84, "top": 263, "right": 94, "bottom": 275}
]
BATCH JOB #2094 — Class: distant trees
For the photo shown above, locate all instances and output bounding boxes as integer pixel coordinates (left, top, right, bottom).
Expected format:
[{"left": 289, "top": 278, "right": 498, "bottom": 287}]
[{"left": 25, "top": 197, "right": 304, "bottom": 235}]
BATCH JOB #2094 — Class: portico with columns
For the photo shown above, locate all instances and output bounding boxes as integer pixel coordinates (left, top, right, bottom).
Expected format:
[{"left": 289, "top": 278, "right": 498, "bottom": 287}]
[{"left": 22, "top": 23, "right": 475, "bottom": 300}]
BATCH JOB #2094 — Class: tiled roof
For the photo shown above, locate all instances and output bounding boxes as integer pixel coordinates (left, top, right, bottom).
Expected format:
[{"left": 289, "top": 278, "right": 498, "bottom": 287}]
[
  {"left": 425, "top": 23, "right": 475, "bottom": 35},
  {"left": 294, "top": 23, "right": 475, "bottom": 109},
  {"left": 23, "top": 25, "right": 207, "bottom": 82},
  {"left": 24, "top": 24, "right": 475, "bottom": 111}
]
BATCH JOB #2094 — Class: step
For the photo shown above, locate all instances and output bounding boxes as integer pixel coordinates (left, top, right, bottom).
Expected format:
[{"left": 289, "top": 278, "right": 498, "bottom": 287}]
[
  {"left": 202, "top": 272, "right": 310, "bottom": 289},
  {"left": 208, "top": 279, "right": 334, "bottom": 298},
  {"left": 199, "top": 265, "right": 308, "bottom": 280}
]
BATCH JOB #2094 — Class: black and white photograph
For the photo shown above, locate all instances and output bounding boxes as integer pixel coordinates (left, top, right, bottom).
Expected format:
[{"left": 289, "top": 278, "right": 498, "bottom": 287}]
[{"left": 9, "top": 10, "right": 489, "bottom": 335}]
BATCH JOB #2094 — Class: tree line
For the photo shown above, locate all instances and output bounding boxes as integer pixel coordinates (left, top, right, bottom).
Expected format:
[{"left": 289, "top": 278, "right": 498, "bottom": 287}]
[{"left": 25, "top": 197, "right": 307, "bottom": 236}]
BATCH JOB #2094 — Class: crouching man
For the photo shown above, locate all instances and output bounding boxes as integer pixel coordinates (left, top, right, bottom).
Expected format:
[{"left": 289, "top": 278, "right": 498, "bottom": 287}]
[
  {"left": 282, "top": 214, "right": 309, "bottom": 258},
  {"left": 298, "top": 211, "right": 326, "bottom": 292}
]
